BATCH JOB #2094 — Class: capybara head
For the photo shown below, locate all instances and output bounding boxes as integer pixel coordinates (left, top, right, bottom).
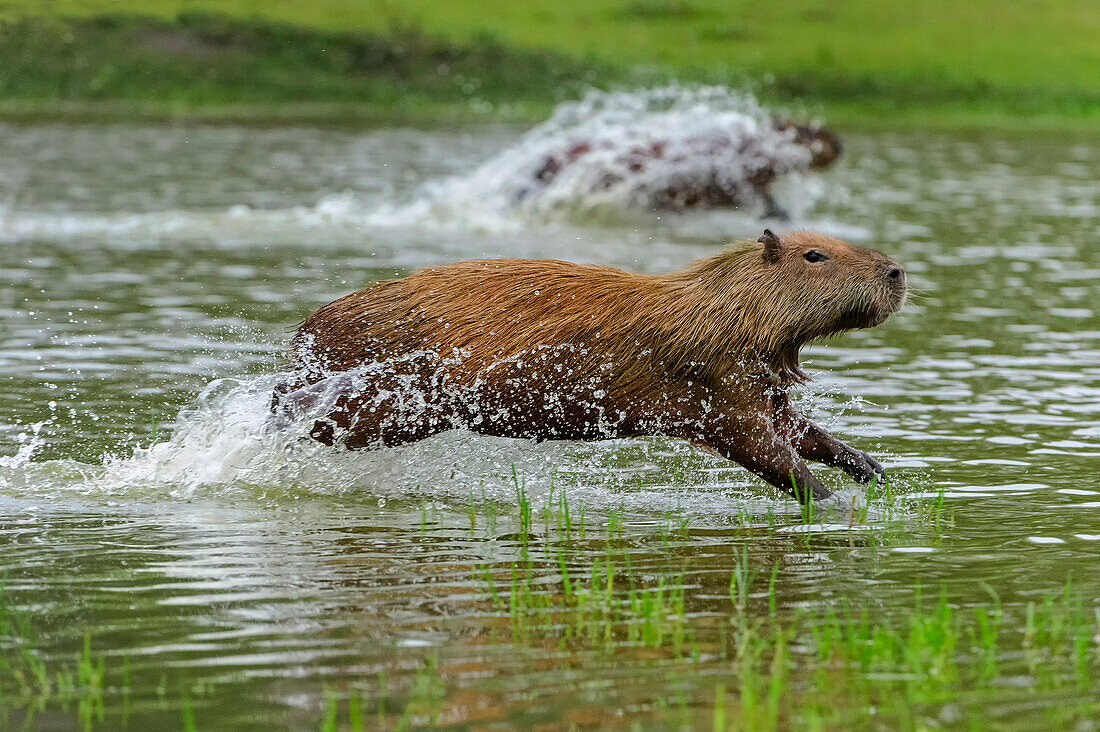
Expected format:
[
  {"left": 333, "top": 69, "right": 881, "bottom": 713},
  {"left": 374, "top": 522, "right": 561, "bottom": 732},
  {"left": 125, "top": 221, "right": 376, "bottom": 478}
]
[
  {"left": 800, "top": 127, "right": 842, "bottom": 169},
  {"left": 773, "top": 120, "right": 843, "bottom": 169},
  {"left": 689, "top": 229, "right": 905, "bottom": 380}
]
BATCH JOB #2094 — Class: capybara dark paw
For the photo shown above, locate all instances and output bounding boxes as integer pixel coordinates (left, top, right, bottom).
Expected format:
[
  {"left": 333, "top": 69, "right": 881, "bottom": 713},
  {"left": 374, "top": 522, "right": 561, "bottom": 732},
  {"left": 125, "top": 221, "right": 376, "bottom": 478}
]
[
  {"left": 789, "top": 473, "right": 833, "bottom": 504},
  {"left": 843, "top": 451, "right": 887, "bottom": 485}
]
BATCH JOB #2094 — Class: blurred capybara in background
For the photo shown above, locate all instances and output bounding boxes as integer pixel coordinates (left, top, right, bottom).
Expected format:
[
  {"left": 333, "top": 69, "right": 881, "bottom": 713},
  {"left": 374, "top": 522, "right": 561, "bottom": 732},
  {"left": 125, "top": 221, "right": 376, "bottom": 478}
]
[
  {"left": 274, "top": 229, "right": 906, "bottom": 504},
  {"left": 531, "top": 120, "right": 842, "bottom": 219}
]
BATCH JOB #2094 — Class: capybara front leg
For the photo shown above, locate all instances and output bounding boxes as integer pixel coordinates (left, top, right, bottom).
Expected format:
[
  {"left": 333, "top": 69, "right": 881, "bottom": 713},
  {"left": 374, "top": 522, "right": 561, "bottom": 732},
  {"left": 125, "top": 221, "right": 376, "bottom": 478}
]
[
  {"left": 760, "top": 191, "right": 790, "bottom": 221},
  {"left": 774, "top": 396, "right": 887, "bottom": 486},
  {"left": 800, "top": 426, "right": 886, "bottom": 486},
  {"left": 700, "top": 412, "right": 831, "bottom": 505}
]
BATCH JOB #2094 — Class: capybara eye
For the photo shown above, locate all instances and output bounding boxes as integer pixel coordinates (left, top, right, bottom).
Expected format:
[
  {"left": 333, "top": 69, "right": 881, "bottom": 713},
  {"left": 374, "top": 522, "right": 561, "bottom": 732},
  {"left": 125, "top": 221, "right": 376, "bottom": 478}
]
[{"left": 803, "top": 250, "right": 829, "bottom": 263}]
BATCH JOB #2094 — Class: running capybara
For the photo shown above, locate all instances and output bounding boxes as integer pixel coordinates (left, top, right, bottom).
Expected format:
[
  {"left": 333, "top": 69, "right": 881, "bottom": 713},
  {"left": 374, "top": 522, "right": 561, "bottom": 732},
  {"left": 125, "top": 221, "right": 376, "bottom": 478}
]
[
  {"left": 276, "top": 230, "right": 906, "bottom": 504},
  {"left": 532, "top": 121, "right": 842, "bottom": 218}
]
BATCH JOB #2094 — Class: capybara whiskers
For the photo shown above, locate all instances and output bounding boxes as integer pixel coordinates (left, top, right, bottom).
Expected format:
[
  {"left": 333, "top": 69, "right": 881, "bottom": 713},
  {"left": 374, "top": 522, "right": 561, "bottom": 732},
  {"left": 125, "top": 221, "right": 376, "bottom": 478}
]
[{"left": 275, "top": 229, "right": 907, "bottom": 504}]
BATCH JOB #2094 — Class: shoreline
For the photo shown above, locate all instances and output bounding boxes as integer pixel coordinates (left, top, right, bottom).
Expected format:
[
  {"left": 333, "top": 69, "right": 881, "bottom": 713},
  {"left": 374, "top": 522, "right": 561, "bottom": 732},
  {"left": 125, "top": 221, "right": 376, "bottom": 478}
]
[
  {"left": 1, "top": 12, "right": 1097, "bottom": 136},
  {"left": 3, "top": 100, "right": 1099, "bottom": 138}
]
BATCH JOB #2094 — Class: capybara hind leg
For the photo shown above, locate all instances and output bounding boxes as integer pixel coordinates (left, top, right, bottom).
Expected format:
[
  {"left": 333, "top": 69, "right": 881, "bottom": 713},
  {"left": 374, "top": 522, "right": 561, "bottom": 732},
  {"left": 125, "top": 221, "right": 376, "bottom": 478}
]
[
  {"left": 271, "top": 371, "right": 454, "bottom": 450},
  {"left": 324, "top": 377, "right": 457, "bottom": 450},
  {"left": 270, "top": 372, "right": 362, "bottom": 430}
]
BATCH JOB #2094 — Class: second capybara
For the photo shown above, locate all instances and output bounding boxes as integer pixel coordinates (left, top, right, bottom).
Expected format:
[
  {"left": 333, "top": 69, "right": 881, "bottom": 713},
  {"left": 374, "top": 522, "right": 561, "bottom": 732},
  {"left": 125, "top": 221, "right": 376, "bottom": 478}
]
[
  {"left": 531, "top": 121, "right": 842, "bottom": 219},
  {"left": 275, "top": 229, "right": 906, "bottom": 504}
]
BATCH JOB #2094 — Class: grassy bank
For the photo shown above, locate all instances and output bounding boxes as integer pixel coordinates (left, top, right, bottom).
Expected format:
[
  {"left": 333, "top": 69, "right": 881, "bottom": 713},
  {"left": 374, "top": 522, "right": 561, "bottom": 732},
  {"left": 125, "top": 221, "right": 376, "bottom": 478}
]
[
  {"left": 0, "top": 14, "right": 599, "bottom": 125},
  {"left": 1, "top": 2, "right": 1098, "bottom": 130}
]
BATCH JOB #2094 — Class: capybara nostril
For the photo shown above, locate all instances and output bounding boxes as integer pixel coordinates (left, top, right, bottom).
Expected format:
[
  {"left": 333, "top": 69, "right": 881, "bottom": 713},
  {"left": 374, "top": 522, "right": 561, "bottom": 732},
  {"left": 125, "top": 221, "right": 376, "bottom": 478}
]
[{"left": 888, "top": 268, "right": 902, "bottom": 281}]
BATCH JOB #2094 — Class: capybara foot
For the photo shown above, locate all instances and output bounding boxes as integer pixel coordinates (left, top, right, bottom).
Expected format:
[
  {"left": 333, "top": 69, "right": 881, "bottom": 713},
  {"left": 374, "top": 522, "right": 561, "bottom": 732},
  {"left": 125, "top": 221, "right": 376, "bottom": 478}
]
[
  {"left": 791, "top": 472, "right": 833, "bottom": 504},
  {"left": 839, "top": 450, "right": 887, "bottom": 486},
  {"left": 761, "top": 193, "right": 790, "bottom": 221},
  {"left": 763, "top": 204, "right": 790, "bottom": 221}
]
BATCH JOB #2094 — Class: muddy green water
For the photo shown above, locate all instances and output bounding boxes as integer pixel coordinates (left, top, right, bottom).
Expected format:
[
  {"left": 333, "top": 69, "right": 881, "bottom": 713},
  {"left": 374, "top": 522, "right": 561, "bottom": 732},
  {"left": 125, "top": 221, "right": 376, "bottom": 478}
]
[{"left": 0, "top": 119, "right": 1098, "bottom": 730}]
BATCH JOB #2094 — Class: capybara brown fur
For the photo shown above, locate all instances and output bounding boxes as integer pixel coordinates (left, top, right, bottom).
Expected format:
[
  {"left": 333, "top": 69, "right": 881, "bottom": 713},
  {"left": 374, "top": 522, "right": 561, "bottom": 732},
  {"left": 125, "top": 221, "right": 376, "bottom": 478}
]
[{"left": 276, "top": 229, "right": 906, "bottom": 504}]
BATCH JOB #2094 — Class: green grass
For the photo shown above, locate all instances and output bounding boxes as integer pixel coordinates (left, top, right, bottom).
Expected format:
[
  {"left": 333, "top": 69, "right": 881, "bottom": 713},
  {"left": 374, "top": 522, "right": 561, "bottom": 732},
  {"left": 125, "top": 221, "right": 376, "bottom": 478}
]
[
  {"left": 0, "top": 13, "right": 598, "bottom": 125},
  {"left": 1, "top": 583, "right": 109, "bottom": 730},
  {"left": 1, "top": 1, "right": 1098, "bottom": 129},
  {"left": 377, "top": 483, "right": 1100, "bottom": 728},
  {"left": 3, "top": 482, "right": 1098, "bottom": 730},
  {"left": 457, "top": 487, "right": 1100, "bottom": 729}
]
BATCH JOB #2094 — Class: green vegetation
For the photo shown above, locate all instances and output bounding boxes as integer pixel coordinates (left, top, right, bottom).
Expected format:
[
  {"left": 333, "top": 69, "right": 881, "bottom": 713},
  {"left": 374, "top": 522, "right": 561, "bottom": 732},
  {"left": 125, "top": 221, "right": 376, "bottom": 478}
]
[
  {"left": 319, "top": 481, "right": 1100, "bottom": 729},
  {"left": 0, "top": 13, "right": 596, "bottom": 125},
  {"left": 2, "top": 478, "right": 1098, "bottom": 729},
  {"left": 1, "top": 0, "right": 1098, "bottom": 129},
  {"left": 0, "top": 584, "right": 108, "bottom": 730}
]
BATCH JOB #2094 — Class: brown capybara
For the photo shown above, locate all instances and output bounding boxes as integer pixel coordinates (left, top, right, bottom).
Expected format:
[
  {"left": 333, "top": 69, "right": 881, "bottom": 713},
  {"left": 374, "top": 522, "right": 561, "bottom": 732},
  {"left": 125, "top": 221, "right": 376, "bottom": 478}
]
[
  {"left": 275, "top": 229, "right": 906, "bottom": 504},
  {"left": 532, "top": 120, "right": 842, "bottom": 219}
]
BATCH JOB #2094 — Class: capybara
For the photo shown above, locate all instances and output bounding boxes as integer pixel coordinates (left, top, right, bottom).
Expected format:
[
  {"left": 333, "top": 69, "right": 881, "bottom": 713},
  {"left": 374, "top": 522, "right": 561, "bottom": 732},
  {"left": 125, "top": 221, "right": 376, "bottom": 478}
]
[
  {"left": 531, "top": 121, "right": 842, "bottom": 219},
  {"left": 275, "top": 229, "right": 906, "bottom": 504}
]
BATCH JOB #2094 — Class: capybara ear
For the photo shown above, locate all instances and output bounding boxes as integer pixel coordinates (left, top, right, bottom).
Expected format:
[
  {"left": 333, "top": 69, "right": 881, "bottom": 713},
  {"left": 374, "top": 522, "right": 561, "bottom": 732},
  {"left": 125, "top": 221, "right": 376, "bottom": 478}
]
[{"left": 758, "top": 229, "right": 782, "bottom": 264}]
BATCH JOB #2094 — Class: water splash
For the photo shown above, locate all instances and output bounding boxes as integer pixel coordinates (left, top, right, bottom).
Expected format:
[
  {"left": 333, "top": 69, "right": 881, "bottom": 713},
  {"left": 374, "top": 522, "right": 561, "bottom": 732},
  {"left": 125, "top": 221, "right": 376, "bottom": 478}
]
[
  {"left": 0, "top": 421, "right": 47, "bottom": 490},
  {"left": 94, "top": 373, "right": 751, "bottom": 508},
  {"left": 391, "top": 85, "right": 819, "bottom": 227},
  {"left": 0, "top": 87, "right": 827, "bottom": 246},
  {"left": 0, "top": 370, "right": 903, "bottom": 527}
]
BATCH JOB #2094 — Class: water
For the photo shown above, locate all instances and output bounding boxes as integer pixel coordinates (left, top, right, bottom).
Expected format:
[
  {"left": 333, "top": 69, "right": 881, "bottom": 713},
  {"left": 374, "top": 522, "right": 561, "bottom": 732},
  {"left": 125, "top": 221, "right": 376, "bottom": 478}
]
[{"left": 1, "top": 90, "right": 1098, "bottom": 729}]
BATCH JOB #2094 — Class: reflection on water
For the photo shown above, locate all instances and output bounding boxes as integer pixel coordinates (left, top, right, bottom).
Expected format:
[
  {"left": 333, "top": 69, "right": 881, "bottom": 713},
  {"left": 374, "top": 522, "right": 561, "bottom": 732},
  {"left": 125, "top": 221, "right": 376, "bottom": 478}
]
[{"left": 0, "top": 108, "right": 1098, "bottom": 728}]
